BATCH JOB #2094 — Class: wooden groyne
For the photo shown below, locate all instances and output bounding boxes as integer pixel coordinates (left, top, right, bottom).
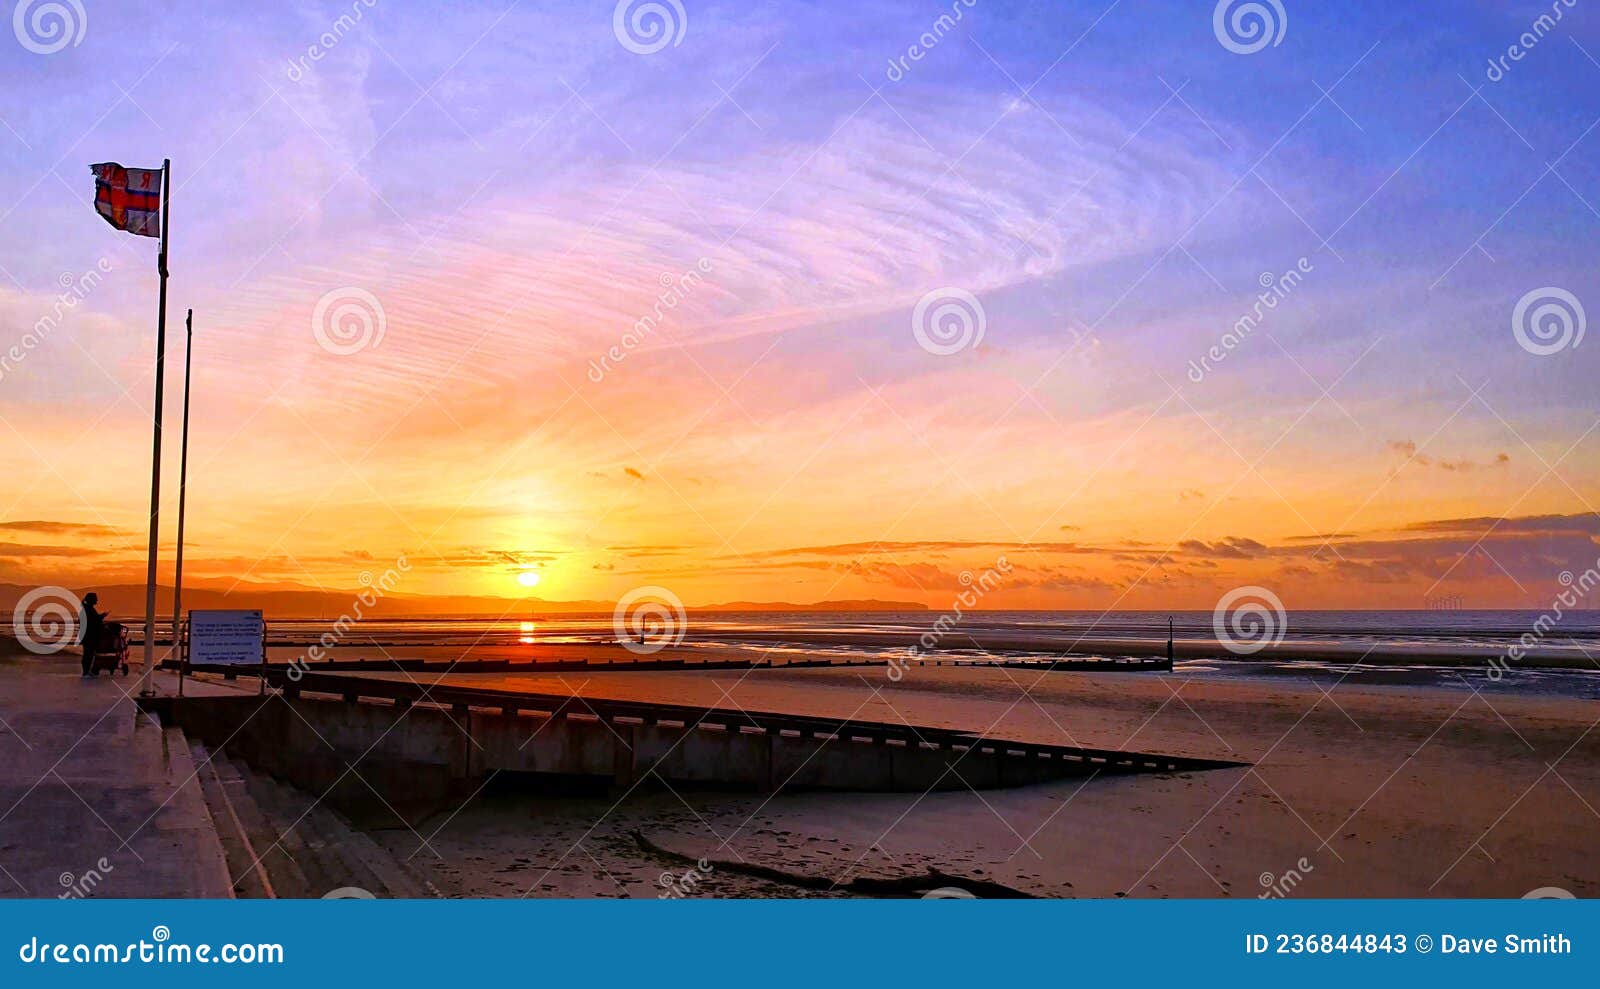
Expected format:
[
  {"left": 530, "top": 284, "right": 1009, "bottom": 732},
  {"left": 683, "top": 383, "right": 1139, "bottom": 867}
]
[{"left": 145, "top": 669, "right": 1244, "bottom": 825}]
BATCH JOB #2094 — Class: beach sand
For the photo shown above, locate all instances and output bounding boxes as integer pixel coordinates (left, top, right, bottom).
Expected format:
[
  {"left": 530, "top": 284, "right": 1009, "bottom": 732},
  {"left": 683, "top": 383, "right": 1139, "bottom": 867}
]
[{"left": 368, "top": 665, "right": 1599, "bottom": 898}]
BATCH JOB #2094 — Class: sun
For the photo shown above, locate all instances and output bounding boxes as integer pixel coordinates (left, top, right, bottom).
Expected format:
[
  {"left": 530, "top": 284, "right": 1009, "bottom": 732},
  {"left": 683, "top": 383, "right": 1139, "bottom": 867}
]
[{"left": 516, "top": 570, "right": 541, "bottom": 588}]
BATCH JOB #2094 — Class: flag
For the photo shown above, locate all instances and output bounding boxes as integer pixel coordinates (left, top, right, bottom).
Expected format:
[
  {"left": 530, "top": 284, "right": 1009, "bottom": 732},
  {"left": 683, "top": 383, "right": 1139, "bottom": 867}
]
[{"left": 89, "top": 162, "right": 162, "bottom": 238}]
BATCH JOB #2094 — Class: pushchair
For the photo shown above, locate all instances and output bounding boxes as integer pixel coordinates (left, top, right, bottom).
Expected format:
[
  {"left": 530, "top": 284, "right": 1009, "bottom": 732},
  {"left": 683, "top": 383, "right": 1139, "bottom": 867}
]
[{"left": 87, "top": 621, "right": 131, "bottom": 676}]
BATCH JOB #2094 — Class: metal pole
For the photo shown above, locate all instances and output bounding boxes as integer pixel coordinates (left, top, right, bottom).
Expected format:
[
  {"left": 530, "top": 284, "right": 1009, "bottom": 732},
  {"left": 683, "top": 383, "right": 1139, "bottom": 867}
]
[
  {"left": 172, "top": 309, "right": 192, "bottom": 645},
  {"left": 171, "top": 308, "right": 193, "bottom": 699},
  {"left": 137, "top": 159, "right": 171, "bottom": 698}
]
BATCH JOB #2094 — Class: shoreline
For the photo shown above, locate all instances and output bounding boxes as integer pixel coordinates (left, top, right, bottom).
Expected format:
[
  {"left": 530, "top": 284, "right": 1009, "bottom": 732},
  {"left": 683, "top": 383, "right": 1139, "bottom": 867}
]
[{"left": 243, "top": 634, "right": 1600, "bottom": 673}]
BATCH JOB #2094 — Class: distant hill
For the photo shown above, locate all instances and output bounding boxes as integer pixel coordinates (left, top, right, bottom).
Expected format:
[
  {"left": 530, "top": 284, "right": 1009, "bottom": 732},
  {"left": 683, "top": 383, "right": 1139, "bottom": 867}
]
[{"left": 0, "top": 582, "right": 926, "bottom": 619}]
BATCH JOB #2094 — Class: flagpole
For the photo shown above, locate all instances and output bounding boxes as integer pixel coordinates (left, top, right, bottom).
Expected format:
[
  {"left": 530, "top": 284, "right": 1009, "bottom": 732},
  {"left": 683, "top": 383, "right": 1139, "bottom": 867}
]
[
  {"left": 171, "top": 308, "right": 193, "bottom": 663},
  {"left": 137, "top": 158, "right": 171, "bottom": 698}
]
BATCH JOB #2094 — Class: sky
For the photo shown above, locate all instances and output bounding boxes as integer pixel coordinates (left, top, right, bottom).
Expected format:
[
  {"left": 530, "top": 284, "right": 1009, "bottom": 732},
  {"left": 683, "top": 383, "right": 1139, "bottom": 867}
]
[{"left": 2, "top": 0, "right": 1599, "bottom": 612}]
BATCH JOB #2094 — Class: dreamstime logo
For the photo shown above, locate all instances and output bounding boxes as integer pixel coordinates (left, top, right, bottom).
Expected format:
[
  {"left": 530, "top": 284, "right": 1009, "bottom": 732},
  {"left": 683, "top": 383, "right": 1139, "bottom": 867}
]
[
  {"left": 890, "top": 556, "right": 1011, "bottom": 681},
  {"left": 322, "top": 886, "right": 376, "bottom": 899},
  {"left": 12, "top": 0, "right": 87, "bottom": 55},
  {"left": 912, "top": 287, "right": 985, "bottom": 356},
  {"left": 1, "top": 258, "right": 113, "bottom": 385},
  {"left": 285, "top": 0, "right": 380, "bottom": 82},
  {"left": 284, "top": 556, "right": 410, "bottom": 681},
  {"left": 588, "top": 258, "right": 713, "bottom": 383},
  {"left": 613, "top": 585, "right": 687, "bottom": 655},
  {"left": 1212, "top": 585, "right": 1286, "bottom": 655},
  {"left": 58, "top": 857, "right": 114, "bottom": 899},
  {"left": 312, "top": 287, "right": 386, "bottom": 355},
  {"left": 1523, "top": 886, "right": 1576, "bottom": 899},
  {"left": 1489, "top": 557, "right": 1600, "bottom": 681},
  {"left": 11, "top": 585, "right": 81, "bottom": 655},
  {"left": 921, "top": 887, "right": 977, "bottom": 899},
  {"left": 1485, "top": 0, "right": 1579, "bottom": 82},
  {"left": 1512, "top": 287, "right": 1584, "bottom": 356},
  {"left": 17, "top": 926, "right": 285, "bottom": 966},
  {"left": 1186, "top": 258, "right": 1311, "bottom": 383},
  {"left": 1212, "top": 0, "right": 1286, "bottom": 55},
  {"left": 883, "top": 0, "right": 978, "bottom": 82},
  {"left": 612, "top": 0, "right": 686, "bottom": 55},
  {"left": 657, "top": 859, "right": 712, "bottom": 899},
  {"left": 1258, "top": 856, "right": 1314, "bottom": 899}
]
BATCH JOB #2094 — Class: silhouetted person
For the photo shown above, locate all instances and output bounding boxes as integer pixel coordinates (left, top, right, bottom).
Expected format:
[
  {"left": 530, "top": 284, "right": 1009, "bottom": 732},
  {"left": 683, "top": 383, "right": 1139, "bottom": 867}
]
[{"left": 79, "top": 592, "right": 106, "bottom": 677}]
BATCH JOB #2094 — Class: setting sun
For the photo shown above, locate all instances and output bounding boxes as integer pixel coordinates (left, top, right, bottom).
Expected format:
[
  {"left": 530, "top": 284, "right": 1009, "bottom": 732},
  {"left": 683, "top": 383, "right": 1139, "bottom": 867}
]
[{"left": 516, "top": 571, "right": 542, "bottom": 588}]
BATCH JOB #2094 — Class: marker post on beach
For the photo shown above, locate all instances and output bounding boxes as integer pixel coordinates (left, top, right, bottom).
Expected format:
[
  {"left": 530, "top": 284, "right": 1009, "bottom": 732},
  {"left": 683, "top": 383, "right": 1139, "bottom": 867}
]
[{"left": 136, "top": 159, "right": 172, "bottom": 699}]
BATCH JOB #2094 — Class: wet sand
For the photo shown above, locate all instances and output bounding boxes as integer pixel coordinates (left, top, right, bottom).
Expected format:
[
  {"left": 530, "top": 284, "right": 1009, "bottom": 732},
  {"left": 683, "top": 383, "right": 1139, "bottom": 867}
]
[{"left": 364, "top": 664, "right": 1600, "bottom": 898}]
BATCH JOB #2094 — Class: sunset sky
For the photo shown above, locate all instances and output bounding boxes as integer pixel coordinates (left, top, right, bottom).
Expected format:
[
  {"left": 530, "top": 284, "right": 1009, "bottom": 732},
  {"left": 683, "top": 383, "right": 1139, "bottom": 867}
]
[{"left": 2, "top": 0, "right": 1599, "bottom": 611}]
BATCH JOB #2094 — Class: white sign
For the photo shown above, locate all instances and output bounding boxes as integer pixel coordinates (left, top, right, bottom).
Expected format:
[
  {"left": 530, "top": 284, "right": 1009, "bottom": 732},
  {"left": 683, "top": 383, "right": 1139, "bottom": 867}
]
[{"left": 188, "top": 610, "right": 264, "bottom": 666}]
